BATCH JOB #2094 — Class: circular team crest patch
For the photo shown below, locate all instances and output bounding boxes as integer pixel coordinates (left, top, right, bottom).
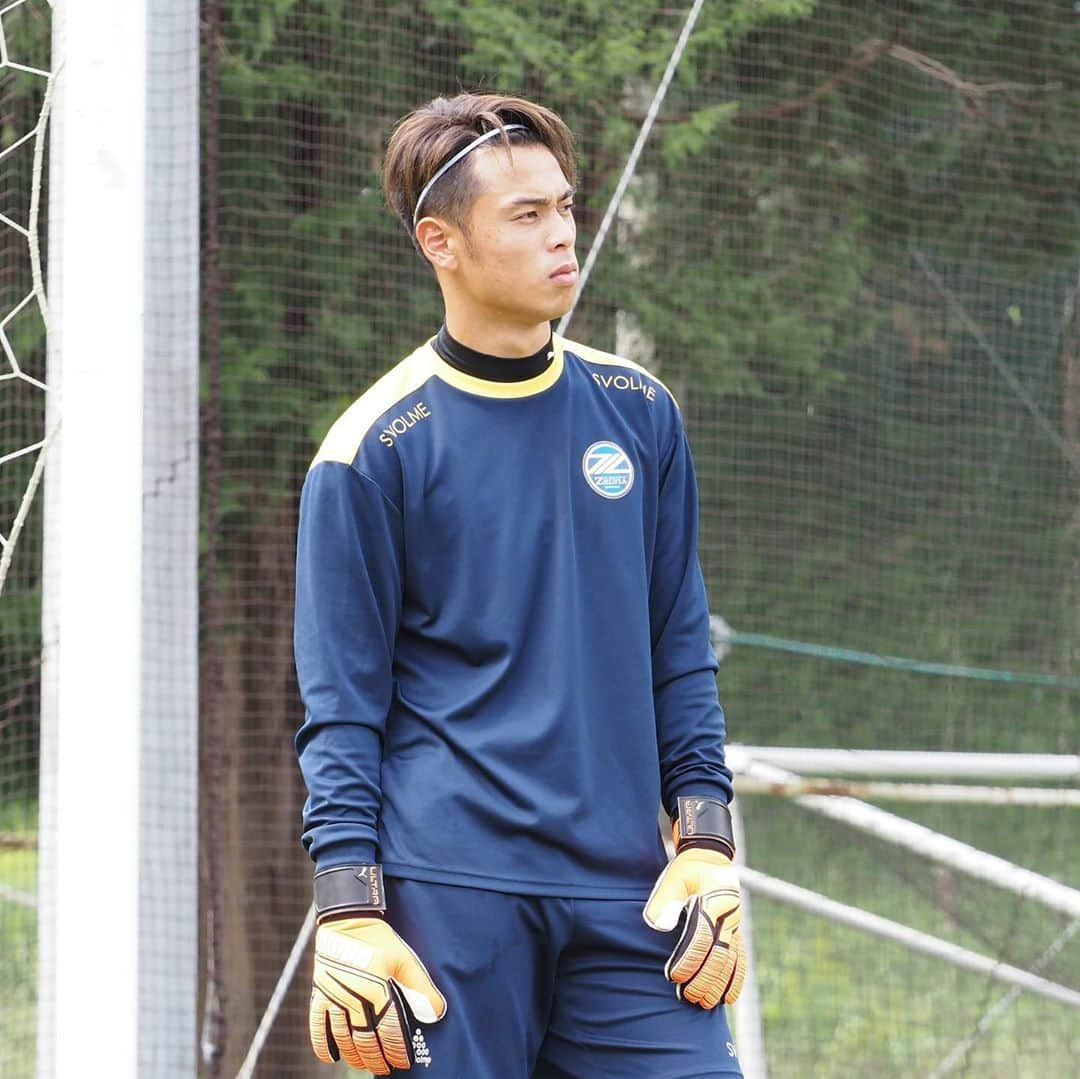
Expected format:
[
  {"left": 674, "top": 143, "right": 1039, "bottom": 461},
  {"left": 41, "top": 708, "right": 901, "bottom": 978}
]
[{"left": 582, "top": 441, "right": 634, "bottom": 499}]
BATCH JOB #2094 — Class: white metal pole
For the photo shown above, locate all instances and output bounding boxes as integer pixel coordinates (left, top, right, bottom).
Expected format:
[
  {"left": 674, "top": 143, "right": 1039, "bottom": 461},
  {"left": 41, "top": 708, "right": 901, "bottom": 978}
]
[
  {"left": 42, "top": 4, "right": 146, "bottom": 1074},
  {"left": 39, "top": 2, "right": 199, "bottom": 1076},
  {"left": 733, "top": 776, "right": 1080, "bottom": 806},
  {"left": 730, "top": 800, "right": 768, "bottom": 1079},
  {"left": 727, "top": 745, "right": 1080, "bottom": 780},
  {"left": 235, "top": 904, "right": 318, "bottom": 1079}
]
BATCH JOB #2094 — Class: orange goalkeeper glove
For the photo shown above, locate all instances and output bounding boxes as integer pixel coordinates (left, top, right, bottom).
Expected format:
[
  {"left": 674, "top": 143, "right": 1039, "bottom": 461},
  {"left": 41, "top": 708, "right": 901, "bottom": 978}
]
[
  {"left": 643, "top": 797, "right": 747, "bottom": 1010},
  {"left": 309, "top": 866, "right": 447, "bottom": 1074}
]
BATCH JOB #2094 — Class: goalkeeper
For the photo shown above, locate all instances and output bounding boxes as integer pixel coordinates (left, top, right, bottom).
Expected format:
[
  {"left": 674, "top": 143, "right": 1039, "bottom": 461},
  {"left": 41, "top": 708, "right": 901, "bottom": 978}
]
[{"left": 294, "top": 91, "right": 746, "bottom": 1077}]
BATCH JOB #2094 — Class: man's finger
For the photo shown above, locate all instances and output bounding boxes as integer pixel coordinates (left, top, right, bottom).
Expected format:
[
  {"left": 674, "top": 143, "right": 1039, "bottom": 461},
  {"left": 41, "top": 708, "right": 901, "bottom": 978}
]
[
  {"left": 328, "top": 1005, "right": 368, "bottom": 1071},
  {"left": 680, "top": 942, "right": 737, "bottom": 1008},
  {"left": 308, "top": 988, "right": 340, "bottom": 1065},
  {"left": 664, "top": 889, "right": 743, "bottom": 994},
  {"left": 388, "top": 935, "right": 448, "bottom": 1022},
  {"left": 399, "top": 983, "right": 439, "bottom": 1024},
  {"left": 664, "top": 896, "right": 714, "bottom": 983},
  {"left": 678, "top": 926, "right": 746, "bottom": 1009},
  {"left": 728, "top": 931, "right": 747, "bottom": 1003},
  {"left": 354, "top": 1027, "right": 393, "bottom": 1076},
  {"left": 375, "top": 980, "right": 419, "bottom": 1070}
]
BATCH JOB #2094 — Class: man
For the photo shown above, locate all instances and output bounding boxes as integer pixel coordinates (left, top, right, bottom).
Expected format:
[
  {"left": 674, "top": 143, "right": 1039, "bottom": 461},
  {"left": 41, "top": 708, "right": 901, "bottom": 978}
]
[{"left": 294, "top": 92, "right": 746, "bottom": 1078}]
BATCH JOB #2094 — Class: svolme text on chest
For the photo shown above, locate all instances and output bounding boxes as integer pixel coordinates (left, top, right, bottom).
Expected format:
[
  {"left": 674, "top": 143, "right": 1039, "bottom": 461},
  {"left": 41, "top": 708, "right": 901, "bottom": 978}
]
[
  {"left": 379, "top": 401, "right": 431, "bottom": 447},
  {"left": 591, "top": 372, "right": 656, "bottom": 401}
]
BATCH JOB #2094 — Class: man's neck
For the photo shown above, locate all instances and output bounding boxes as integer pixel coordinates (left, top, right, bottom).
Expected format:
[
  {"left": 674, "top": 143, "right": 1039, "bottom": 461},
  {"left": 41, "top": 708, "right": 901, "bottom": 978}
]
[
  {"left": 443, "top": 311, "right": 551, "bottom": 359},
  {"left": 434, "top": 324, "right": 553, "bottom": 384}
]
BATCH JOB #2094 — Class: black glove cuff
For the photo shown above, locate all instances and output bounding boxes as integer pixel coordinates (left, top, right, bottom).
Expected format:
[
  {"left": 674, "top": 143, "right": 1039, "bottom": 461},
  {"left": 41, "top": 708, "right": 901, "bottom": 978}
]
[
  {"left": 676, "top": 796, "right": 736, "bottom": 860},
  {"left": 313, "top": 864, "right": 386, "bottom": 923}
]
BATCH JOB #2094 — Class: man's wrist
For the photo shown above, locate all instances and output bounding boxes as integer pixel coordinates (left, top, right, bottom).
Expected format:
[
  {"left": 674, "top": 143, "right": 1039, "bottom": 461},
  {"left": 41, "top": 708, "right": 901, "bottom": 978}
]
[
  {"left": 313, "top": 864, "right": 387, "bottom": 923},
  {"left": 674, "top": 796, "right": 736, "bottom": 860}
]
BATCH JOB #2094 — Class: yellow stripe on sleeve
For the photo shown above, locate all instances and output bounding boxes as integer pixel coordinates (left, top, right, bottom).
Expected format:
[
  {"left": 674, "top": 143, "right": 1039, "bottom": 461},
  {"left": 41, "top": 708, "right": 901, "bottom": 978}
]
[
  {"left": 311, "top": 344, "right": 440, "bottom": 468},
  {"left": 311, "top": 343, "right": 440, "bottom": 466},
  {"left": 557, "top": 336, "right": 679, "bottom": 407}
]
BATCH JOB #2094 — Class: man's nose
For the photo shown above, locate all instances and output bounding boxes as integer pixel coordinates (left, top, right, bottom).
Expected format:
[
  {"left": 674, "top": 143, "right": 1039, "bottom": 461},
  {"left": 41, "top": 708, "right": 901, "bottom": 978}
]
[{"left": 548, "top": 212, "right": 575, "bottom": 249}]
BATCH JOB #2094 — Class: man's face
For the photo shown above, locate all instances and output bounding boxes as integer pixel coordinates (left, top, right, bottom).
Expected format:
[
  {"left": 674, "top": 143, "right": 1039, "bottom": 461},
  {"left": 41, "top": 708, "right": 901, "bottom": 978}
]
[{"left": 449, "top": 143, "right": 578, "bottom": 328}]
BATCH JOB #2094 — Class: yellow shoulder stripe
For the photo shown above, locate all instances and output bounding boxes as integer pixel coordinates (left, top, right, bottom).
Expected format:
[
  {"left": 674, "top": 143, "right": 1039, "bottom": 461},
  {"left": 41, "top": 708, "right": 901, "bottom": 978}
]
[
  {"left": 557, "top": 335, "right": 679, "bottom": 407},
  {"left": 311, "top": 343, "right": 440, "bottom": 468}
]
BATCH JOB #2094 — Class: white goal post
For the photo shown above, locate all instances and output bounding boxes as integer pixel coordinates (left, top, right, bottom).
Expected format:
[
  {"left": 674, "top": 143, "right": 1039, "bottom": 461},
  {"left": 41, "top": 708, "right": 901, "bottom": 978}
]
[{"left": 37, "top": 2, "right": 200, "bottom": 1077}]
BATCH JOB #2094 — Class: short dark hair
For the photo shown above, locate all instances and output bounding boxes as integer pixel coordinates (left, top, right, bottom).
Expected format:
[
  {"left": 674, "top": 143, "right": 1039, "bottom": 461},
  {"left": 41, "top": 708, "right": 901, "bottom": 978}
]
[{"left": 381, "top": 92, "right": 577, "bottom": 251}]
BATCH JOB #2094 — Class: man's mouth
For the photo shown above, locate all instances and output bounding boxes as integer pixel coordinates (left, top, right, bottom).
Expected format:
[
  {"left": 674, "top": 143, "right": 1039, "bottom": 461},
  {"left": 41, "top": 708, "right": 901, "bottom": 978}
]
[{"left": 550, "top": 263, "right": 579, "bottom": 285}]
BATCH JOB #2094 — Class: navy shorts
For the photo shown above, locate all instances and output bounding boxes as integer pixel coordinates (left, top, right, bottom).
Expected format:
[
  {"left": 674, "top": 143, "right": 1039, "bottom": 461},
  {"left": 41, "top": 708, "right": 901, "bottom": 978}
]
[{"left": 386, "top": 876, "right": 743, "bottom": 1079}]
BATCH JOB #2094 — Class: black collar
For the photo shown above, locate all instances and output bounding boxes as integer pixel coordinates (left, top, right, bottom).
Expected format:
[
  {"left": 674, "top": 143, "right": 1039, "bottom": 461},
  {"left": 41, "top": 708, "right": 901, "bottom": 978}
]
[{"left": 434, "top": 324, "right": 554, "bottom": 383}]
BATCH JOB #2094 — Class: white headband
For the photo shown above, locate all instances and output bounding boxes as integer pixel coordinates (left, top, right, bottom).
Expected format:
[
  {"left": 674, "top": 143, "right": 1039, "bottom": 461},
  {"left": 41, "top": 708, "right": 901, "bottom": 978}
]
[{"left": 412, "top": 123, "right": 529, "bottom": 227}]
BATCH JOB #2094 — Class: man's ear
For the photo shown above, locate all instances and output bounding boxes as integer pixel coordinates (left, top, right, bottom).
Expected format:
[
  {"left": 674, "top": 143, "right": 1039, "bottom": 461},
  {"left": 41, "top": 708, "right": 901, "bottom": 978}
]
[{"left": 415, "top": 216, "right": 457, "bottom": 270}]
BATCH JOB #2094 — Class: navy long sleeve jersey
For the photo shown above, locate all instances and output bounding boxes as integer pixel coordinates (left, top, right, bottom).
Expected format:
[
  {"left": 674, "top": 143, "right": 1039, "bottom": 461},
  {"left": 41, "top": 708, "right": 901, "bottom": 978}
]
[{"left": 294, "top": 335, "right": 733, "bottom": 899}]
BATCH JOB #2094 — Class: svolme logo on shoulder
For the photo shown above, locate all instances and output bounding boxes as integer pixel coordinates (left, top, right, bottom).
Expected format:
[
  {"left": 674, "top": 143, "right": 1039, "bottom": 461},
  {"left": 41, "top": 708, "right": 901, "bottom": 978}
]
[{"left": 582, "top": 441, "right": 634, "bottom": 499}]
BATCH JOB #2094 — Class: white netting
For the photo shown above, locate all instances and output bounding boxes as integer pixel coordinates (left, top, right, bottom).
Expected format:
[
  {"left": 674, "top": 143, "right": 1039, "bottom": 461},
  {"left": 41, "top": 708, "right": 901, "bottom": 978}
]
[
  {"left": 1, "top": 6, "right": 51, "bottom": 1077},
  {"left": 0, "top": 0, "right": 52, "bottom": 597}
]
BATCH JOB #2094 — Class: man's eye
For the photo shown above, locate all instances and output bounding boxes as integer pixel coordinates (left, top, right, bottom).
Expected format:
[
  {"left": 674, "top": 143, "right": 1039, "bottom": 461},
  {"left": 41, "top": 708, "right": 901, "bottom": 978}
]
[
  {"left": 517, "top": 210, "right": 539, "bottom": 221},
  {"left": 560, "top": 202, "right": 575, "bottom": 214}
]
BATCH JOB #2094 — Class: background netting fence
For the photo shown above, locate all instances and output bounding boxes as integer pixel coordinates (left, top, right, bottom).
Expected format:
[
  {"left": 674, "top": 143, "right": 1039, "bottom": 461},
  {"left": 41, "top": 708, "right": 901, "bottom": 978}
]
[
  {"left": 3, "top": 1, "right": 1078, "bottom": 1076},
  {"left": 0, "top": 0, "right": 48, "bottom": 1074}
]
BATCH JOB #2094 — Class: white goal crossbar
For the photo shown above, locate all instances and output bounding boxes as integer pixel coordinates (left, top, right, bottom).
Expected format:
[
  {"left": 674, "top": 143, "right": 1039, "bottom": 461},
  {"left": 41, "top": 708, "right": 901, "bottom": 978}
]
[
  {"left": 728, "top": 745, "right": 1080, "bottom": 780},
  {"left": 733, "top": 775, "right": 1080, "bottom": 807}
]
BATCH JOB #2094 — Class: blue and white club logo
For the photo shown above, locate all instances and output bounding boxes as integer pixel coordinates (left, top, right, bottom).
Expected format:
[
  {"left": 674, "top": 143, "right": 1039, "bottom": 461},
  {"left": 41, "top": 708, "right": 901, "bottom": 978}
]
[{"left": 582, "top": 441, "right": 634, "bottom": 499}]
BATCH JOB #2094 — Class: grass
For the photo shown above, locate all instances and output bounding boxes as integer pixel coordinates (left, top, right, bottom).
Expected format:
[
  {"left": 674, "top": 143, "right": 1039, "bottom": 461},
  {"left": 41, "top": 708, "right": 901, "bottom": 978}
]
[{"left": 0, "top": 838, "right": 37, "bottom": 1079}]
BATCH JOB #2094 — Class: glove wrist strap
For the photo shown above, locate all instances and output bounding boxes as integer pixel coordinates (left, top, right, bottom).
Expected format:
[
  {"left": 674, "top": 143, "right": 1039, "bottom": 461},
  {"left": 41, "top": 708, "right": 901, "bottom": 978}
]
[
  {"left": 313, "top": 864, "right": 386, "bottom": 923},
  {"left": 675, "top": 796, "right": 736, "bottom": 860}
]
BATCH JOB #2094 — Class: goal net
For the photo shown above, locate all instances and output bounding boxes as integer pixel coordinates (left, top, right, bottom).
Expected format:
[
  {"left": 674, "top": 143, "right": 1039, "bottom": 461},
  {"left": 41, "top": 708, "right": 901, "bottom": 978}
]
[{"left": 0, "top": 1, "right": 50, "bottom": 1072}]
